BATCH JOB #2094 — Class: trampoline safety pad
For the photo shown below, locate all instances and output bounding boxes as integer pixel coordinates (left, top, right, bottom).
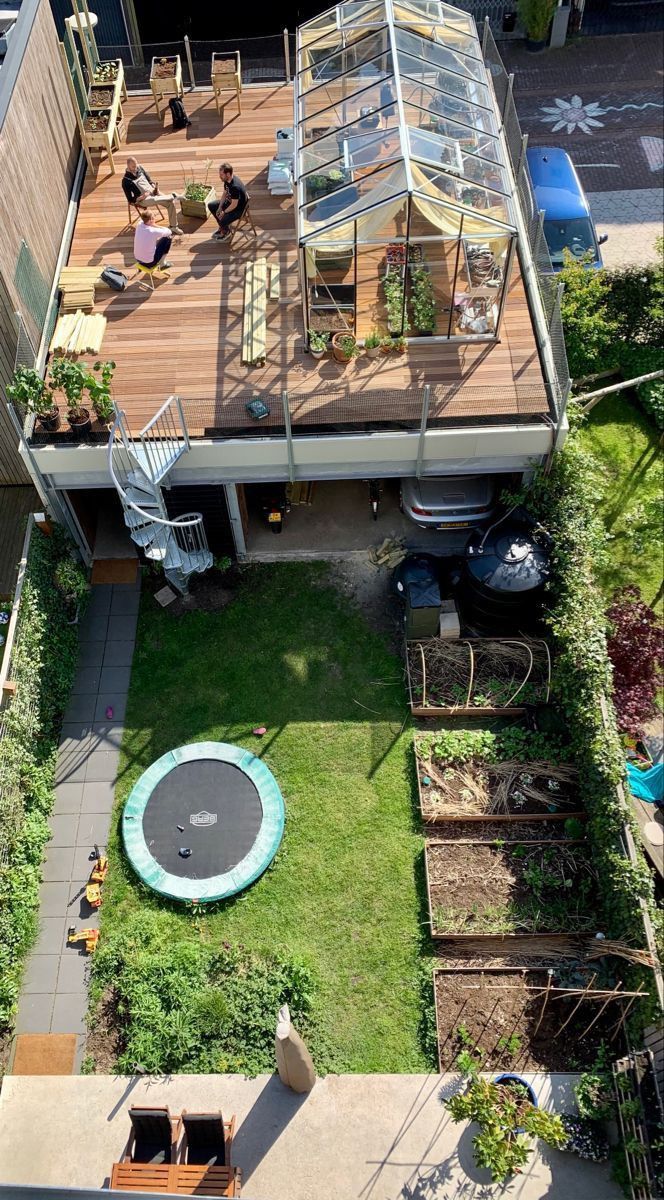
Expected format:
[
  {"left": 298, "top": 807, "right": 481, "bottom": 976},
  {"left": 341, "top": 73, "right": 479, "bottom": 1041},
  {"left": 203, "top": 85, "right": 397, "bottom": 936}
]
[{"left": 122, "top": 742, "right": 285, "bottom": 902}]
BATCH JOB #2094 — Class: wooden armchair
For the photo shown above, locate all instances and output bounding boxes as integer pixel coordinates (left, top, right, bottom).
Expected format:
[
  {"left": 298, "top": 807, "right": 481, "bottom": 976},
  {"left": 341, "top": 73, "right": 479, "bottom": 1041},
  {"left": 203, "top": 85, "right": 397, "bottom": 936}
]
[
  {"left": 124, "top": 1105, "right": 181, "bottom": 1164},
  {"left": 180, "top": 1110, "right": 236, "bottom": 1167}
]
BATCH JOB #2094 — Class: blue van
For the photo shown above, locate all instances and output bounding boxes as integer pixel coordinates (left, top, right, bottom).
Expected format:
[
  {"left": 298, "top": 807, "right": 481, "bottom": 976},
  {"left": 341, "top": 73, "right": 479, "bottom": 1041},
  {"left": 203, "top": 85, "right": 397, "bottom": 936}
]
[{"left": 526, "top": 146, "right": 608, "bottom": 270}]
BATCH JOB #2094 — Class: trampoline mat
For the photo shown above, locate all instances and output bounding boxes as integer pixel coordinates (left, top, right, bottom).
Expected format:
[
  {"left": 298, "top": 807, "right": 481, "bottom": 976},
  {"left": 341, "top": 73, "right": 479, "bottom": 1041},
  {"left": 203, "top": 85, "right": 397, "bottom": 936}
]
[{"left": 142, "top": 759, "right": 263, "bottom": 878}]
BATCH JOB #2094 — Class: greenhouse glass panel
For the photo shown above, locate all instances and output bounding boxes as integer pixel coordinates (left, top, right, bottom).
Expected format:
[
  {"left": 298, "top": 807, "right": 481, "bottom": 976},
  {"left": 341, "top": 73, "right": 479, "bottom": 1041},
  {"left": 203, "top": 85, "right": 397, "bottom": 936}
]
[
  {"left": 402, "top": 101, "right": 500, "bottom": 162},
  {"left": 299, "top": 53, "right": 394, "bottom": 122},
  {"left": 396, "top": 27, "right": 486, "bottom": 82},
  {"left": 295, "top": 0, "right": 519, "bottom": 343}
]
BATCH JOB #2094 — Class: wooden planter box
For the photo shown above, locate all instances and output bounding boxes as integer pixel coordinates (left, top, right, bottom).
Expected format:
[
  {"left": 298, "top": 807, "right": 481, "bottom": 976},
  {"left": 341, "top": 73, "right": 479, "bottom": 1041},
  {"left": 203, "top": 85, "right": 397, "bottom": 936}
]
[
  {"left": 150, "top": 55, "right": 183, "bottom": 118},
  {"left": 424, "top": 837, "right": 593, "bottom": 941},
  {"left": 211, "top": 51, "right": 241, "bottom": 116},
  {"left": 180, "top": 186, "right": 216, "bottom": 219},
  {"left": 405, "top": 637, "right": 551, "bottom": 717}
]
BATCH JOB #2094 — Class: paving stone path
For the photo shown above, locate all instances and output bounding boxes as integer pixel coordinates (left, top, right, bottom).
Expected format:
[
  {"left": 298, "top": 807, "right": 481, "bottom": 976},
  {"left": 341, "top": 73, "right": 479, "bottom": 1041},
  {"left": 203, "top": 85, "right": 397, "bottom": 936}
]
[{"left": 13, "top": 578, "right": 139, "bottom": 1063}]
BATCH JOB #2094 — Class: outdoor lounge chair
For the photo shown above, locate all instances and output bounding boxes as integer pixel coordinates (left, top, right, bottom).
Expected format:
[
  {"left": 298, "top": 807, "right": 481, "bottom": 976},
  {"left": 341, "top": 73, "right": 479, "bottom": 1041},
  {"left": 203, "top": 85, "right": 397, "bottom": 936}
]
[
  {"left": 181, "top": 1110, "right": 236, "bottom": 1166},
  {"left": 124, "top": 1105, "right": 181, "bottom": 1164}
]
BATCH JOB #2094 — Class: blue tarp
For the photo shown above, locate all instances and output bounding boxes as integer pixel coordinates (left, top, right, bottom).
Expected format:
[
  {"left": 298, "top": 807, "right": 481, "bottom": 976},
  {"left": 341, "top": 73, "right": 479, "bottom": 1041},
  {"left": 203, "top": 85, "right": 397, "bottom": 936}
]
[{"left": 626, "top": 760, "right": 664, "bottom": 805}]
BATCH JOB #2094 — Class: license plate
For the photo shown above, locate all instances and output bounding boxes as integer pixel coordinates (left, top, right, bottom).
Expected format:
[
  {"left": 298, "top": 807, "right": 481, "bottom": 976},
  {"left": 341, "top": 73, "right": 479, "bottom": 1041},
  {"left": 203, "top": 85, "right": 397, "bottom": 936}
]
[
  {"left": 437, "top": 521, "right": 470, "bottom": 529},
  {"left": 268, "top": 512, "right": 282, "bottom": 523}
]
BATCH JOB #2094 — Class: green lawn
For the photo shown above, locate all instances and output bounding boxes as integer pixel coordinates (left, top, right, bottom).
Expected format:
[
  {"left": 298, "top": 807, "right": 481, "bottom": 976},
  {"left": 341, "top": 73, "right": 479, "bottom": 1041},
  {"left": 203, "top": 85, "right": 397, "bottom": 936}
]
[
  {"left": 578, "top": 393, "right": 663, "bottom": 612},
  {"left": 99, "top": 563, "right": 430, "bottom": 1073}
]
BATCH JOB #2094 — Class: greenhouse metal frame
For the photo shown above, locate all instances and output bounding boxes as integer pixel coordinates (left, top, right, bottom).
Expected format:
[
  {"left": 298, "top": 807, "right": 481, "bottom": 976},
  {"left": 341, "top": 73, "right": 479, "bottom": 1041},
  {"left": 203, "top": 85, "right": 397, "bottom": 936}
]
[{"left": 294, "top": 0, "right": 519, "bottom": 344}]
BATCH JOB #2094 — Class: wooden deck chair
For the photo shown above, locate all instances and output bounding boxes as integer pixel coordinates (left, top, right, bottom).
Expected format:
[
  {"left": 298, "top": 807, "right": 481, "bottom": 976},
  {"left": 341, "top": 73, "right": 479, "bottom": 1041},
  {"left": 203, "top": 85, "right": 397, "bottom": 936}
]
[
  {"left": 227, "top": 203, "right": 257, "bottom": 249},
  {"left": 181, "top": 1111, "right": 236, "bottom": 1166},
  {"left": 124, "top": 1106, "right": 181, "bottom": 1164}
]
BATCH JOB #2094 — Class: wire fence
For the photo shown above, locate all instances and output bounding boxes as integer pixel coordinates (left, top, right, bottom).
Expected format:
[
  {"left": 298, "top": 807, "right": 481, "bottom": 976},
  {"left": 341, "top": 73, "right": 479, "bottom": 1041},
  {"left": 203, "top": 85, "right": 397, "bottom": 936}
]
[
  {"left": 0, "top": 521, "right": 36, "bottom": 865},
  {"left": 483, "top": 23, "right": 571, "bottom": 413},
  {"left": 96, "top": 33, "right": 292, "bottom": 89}
]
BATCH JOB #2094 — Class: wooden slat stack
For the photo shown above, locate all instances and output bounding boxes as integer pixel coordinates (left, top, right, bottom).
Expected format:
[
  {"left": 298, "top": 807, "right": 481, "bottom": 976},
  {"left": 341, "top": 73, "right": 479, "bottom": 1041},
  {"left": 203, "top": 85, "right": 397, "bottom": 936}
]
[
  {"left": 58, "top": 266, "right": 104, "bottom": 312},
  {"left": 49, "top": 311, "right": 107, "bottom": 356},
  {"left": 242, "top": 258, "right": 267, "bottom": 367}
]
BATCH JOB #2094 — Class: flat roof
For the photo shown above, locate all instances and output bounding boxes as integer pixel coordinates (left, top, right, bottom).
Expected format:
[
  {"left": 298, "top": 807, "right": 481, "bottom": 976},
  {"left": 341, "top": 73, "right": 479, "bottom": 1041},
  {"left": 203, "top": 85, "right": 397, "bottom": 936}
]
[{"left": 61, "top": 87, "right": 549, "bottom": 439}]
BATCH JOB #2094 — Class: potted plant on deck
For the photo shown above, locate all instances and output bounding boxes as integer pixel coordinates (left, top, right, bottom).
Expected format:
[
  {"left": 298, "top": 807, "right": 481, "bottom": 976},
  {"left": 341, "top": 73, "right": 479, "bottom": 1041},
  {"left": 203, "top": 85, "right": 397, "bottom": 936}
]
[
  {"left": 384, "top": 267, "right": 410, "bottom": 337},
  {"left": 411, "top": 265, "right": 436, "bottom": 335},
  {"left": 445, "top": 1075, "right": 567, "bottom": 1183},
  {"left": 85, "top": 360, "right": 116, "bottom": 426},
  {"left": 180, "top": 160, "right": 216, "bottom": 219},
  {"left": 331, "top": 333, "right": 359, "bottom": 364},
  {"left": 49, "top": 357, "right": 91, "bottom": 440},
  {"left": 308, "top": 329, "right": 330, "bottom": 360},
  {"left": 7, "top": 365, "right": 61, "bottom": 431},
  {"left": 517, "top": 0, "right": 557, "bottom": 50},
  {"left": 364, "top": 330, "right": 382, "bottom": 359}
]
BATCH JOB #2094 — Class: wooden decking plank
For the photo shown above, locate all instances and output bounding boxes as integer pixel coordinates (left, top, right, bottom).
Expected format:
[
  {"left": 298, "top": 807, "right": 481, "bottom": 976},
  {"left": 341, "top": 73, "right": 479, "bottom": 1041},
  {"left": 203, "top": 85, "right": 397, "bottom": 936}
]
[{"left": 59, "top": 88, "right": 549, "bottom": 436}]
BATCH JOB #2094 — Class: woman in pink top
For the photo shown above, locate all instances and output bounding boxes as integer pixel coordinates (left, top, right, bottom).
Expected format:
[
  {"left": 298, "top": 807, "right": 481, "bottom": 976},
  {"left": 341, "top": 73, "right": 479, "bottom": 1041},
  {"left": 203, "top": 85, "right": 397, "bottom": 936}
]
[{"left": 133, "top": 210, "right": 173, "bottom": 269}]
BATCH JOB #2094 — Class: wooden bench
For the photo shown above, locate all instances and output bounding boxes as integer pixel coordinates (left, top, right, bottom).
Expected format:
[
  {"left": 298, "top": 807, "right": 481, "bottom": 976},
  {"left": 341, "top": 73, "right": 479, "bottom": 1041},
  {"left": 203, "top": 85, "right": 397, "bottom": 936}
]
[
  {"left": 110, "top": 1162, "right": 241, "bottom": 1195},
  {"left": 242, "top": 258, "right": 267, "bottom": 367}
]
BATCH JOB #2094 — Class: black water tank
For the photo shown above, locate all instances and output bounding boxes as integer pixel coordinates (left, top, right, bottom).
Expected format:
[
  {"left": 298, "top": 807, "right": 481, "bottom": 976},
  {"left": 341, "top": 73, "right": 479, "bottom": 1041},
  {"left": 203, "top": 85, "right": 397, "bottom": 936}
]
[{"left": 459, "top": 524, "right": 550, "bottom": 632}]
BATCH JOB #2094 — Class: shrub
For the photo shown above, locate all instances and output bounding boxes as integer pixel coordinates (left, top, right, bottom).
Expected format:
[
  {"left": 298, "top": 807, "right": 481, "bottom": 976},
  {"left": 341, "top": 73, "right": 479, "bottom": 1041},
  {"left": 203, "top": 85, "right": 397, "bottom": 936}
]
[
  {"left": 89, "top": 911, "right": 322, "bottom": 1075},
  {"left": 607, "top": 585, "right": 663, "bottom": 737},
  {"left": 0, "top": 526, "right": 80, "bottom": 1033},
  {"left": 604, "top": 260, "right": 663, "bottom": 346},
  {"left": 446, "top": 1077, "right": 566, "bottom": 1182},
  {"left": 559, "top": 251, "right": 618, "bottom": 381},
  {"left": 525, "top": 436, "right": 657, "bottom": 957}
]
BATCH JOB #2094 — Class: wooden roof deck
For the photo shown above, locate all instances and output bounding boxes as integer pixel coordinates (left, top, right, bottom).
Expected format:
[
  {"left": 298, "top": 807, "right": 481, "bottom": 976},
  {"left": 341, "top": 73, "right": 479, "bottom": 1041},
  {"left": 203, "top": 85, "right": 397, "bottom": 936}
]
[{"left": 66, "top": 87, "right": 550, "bottom": 437}]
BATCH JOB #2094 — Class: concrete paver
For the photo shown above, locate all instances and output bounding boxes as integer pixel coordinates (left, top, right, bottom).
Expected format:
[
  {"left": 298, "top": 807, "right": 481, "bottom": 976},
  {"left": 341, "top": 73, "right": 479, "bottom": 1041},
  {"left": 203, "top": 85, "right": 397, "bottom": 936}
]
[
  {"left": 103, "top": 640, "right": 135, "bottom": 666},
  {"left": 14, "top": 581, "right": 137, "bottom": 1051},
  {"left": 0, "top": 1074, "right": 622, "bottom": 1199},
  {"left": 588, "top": 189, "right": 663, "bottom": 268}
]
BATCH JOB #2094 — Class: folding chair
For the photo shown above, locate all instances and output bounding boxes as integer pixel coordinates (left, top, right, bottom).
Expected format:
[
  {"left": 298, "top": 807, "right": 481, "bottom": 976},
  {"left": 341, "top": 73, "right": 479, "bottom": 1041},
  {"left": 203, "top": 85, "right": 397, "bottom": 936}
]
[
  {"left": 133, "top": 261, "right": 170, "bottom": 292},
  {"left": 227, "top": 202, "right": 257, "bottom": 249},
  {"left": 126, "top": 199, "right": 167, "bottom": 229}
]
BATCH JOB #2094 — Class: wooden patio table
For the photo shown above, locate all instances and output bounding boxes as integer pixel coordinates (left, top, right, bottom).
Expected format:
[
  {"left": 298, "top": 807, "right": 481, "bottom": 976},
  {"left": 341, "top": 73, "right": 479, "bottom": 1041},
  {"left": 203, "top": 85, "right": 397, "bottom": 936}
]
[{"left": 110, "top": 1161, "right": 241, "bottom": 1194}]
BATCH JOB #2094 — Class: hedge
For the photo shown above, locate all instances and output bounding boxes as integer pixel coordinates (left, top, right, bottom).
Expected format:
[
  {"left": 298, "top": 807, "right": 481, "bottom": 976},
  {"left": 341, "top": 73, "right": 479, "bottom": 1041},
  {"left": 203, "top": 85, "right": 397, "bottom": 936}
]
[
  {"left": 527, "top": 436, "right": 657, "bottom": 965},
  {"left": 0, "top": 526, "right": 82, "bottom": 1035}
]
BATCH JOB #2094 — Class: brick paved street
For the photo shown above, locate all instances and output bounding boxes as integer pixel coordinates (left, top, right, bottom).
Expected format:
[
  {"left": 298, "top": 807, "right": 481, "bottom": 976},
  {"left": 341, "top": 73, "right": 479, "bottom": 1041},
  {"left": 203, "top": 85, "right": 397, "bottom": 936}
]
[{"left": 503, "top": 34, "right": 663, "bottom": 266}]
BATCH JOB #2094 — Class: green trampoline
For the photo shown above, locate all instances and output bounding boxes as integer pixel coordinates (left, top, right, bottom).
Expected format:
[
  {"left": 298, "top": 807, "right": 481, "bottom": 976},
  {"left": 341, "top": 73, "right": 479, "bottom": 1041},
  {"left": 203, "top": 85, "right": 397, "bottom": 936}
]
[{"left": 122, "top": 742, "right": 285, "bottom": 903}]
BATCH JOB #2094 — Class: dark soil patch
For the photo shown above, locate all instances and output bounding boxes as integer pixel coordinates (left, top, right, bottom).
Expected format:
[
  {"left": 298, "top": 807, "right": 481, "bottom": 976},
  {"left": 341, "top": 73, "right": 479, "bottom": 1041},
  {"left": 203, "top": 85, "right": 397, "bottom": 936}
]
[
  {"left": 83, "top": 111, "right": 110, "bottom": 132},
  {"left": 435, "top": 969, "right": 621, "bottom": 1072},
  {"left": 89, "top": 87, "right": 113, "bottom": 106},
  {"left": 152, "top": 58, "right": 177, "bottom": 78},
  {"left": 429, "top": 819, "right": 577, "bottom": 841},
  {"left": 85, "top": 987, "right": 126, "bottom": 1072},
  {"left": 426, "top": 841, "right": 597, "bottom": 936},
  {"left": 143, "top": 566, "right": 240, "bottom": 615}
]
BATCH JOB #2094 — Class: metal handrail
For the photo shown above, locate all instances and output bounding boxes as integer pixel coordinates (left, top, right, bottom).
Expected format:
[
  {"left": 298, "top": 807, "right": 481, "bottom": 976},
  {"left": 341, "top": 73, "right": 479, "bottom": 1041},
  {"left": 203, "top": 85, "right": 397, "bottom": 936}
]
[{"left": 107, "top": 415, "right": 203, "bottom": 530}]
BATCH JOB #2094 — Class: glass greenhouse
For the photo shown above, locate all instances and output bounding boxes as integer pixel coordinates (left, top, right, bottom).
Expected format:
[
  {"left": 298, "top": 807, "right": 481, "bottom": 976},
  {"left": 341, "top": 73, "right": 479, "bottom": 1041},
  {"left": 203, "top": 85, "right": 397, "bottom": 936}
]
[{"left": 295, "top": 0, "right": 518, "bottom": 344}]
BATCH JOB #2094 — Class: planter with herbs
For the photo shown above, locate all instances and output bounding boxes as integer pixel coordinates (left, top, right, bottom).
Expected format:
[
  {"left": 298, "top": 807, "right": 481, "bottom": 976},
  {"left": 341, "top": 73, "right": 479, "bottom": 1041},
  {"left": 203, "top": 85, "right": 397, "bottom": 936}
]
[
  {"left": 445, "top": 1075, "right": 567, "bottom": 1184},
  {"left": 6, "top": 365, "right": 61, "bottom": 432},
  {"left": 308, "top": 329, "right": 329, "bottom": 359},
  {"left": 150, "top": 55, "right": 183, "bottom": 118},
  {"left": 410, "top": 264, "right": 436, "bottom": 335},
  {"left": 180, "top": 160, "right": 216, "bottom": 218},
  {"left": 383, "top": 266, "right": 410, "bottom": 336},
  {"left": 331, "top": 332, "right": 359, "bottom": 364}
]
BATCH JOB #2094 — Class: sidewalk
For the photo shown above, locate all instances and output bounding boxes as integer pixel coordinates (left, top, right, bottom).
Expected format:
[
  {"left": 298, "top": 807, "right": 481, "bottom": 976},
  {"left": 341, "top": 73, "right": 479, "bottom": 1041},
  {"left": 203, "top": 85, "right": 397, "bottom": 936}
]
[
  {"left": 12, "top": 578, "right": 138, "bottom": 1063},
  {"left": 588, "top": 189, "right": 662, "bottom": 269},
  {"left": 0, "top": 1073, "right": 621, "bottom": 1199}
]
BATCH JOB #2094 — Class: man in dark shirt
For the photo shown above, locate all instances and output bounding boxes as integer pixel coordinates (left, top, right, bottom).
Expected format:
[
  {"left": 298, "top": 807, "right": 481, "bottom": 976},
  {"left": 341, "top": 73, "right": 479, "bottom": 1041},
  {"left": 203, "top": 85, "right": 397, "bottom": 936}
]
[{"left": 208, "top": 162, "right": 249, "bottom": 241}]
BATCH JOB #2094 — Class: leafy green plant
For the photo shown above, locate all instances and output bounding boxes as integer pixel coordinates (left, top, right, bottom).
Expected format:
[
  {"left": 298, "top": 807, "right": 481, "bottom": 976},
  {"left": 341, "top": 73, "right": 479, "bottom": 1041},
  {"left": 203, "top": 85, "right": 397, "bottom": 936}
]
[
  {"left": 85, "top": 360, "right": 116, "bottom": 424},
  {"left": 49, "top": 357, "right": 90, "bottom": 419},
  {"left": 182, "top": 158, "right": 213, "bottom": 201},
  {"left": 410, "top": 266, "right": 436, "bottom": 334},
  {"left": 384, "top": 267, "right": 410, "bottom": 335},
  {"left": 456, "top": 1048, "right": 483, "bottom": 1079},
  {"left": 308, "top": 329, "right": 329, "bottom": 354},
  {"left": 446, "top": 1077, "right": 567, "bottom": 1183},
  {"left": 214, "top": 555, "right": 232, "bottom": 574},
  {"left": 335, "top": 334, "right": 359, "bottom": 360},
  {"left": 564, "top": 817, "right": 584, "bottom": 840},
  {"left": 497, "top": 1033, "right": 522, "bottom": 1058},
  {"left": 54, "top": 557, "right": 90, "bottom": 611},
  {"left": 6, "top": 366, "right": 55, "bottom": 418},
  {"left": 517, "top": 0, "right": 556, "bottom": 40},
  {"left": 89, "top": 914, "right": 321, "bottom": 1076},
  {"left": 560, "top": 253, "right": 618, "bottom": 381},
  {"left": 364, "top": 330, "right": 382, "bottom": 350},
  {"left": 0, "top": 528, "right": 81, "bottom": 1035},
  {"left": 456, "top": 1024, "right": 474, "bottom": 1048}
]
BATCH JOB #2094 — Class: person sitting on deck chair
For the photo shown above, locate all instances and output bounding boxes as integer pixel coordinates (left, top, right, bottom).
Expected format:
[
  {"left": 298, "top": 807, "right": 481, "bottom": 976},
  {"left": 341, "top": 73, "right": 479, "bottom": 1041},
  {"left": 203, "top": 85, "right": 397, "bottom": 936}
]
[
  {"left": 122, "top": 157, "right": 184, "bottom": 234},
  {"left": 208, "top": 162, "right": 248, "bottom": 242},
  {"left": 133, "top": 209, "right": 173, "bottom": 273}
]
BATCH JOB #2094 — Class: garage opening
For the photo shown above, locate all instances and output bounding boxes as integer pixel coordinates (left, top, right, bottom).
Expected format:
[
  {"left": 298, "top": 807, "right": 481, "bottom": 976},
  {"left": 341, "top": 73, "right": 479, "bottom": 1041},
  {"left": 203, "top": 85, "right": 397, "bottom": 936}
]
[{"left": 241, "top": 479, "right": 482, "bottom": 557}]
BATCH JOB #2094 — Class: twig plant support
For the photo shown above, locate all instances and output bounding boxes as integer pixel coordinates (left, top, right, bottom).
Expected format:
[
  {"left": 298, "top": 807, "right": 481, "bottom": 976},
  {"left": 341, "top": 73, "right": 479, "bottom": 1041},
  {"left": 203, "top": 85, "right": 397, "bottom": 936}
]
[{"left": 406, "top": 638, "right": 551, "bottom": 716}]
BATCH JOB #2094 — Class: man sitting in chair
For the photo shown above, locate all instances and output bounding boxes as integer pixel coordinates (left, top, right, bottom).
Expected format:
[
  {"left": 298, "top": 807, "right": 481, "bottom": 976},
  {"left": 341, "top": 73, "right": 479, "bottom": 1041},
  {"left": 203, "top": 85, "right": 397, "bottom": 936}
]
[
  {"left": 133, "top": 210, "right": 173, "bottom": 273},
  {"left": 122, "top": 157, "right": 184, "bottom": 234},
  {"left": 208, "top": 162, "right": 248, "bottom": 242}
]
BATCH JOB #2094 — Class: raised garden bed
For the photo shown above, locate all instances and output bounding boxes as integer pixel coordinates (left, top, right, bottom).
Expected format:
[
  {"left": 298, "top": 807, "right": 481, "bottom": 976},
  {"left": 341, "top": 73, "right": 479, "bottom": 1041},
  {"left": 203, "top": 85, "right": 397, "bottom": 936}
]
[
  {"left": 434, "top": 968, "right": 629, "bottom": 1072},
  {"left": 406, "top": 638, "right": 551, "bottom": 716},
  {"left": 415, "top": 733, "right": 583, "bottom": 825},
  {"left": 425, "top": 840, "right": 597, "bottom": 938},
  {"left": 83, "top": 109, "right": 110, "bottom": 133},
  {"left": 431, "top": 819, "right": 584, "bottom": 842},
  {"left": 613, "top": 1050, "right": 664, "bottom": 1200}
]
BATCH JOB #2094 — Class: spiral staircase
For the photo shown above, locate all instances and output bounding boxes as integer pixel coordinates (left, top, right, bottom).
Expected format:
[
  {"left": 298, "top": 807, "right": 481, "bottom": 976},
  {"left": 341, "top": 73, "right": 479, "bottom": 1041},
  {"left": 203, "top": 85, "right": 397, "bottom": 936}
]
[{"left": 107, "top": 397, "right": 212, "bottom": 594}]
